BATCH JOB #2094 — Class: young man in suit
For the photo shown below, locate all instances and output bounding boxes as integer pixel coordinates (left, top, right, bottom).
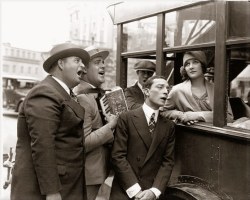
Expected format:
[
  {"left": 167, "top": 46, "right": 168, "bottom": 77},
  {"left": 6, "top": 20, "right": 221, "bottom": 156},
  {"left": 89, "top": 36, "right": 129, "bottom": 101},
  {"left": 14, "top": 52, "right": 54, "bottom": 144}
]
[
  {"left": 74, "top": 46, "right": 118, "bottom": 200},
  {"left": 124, "top": 61, "right": 156, "bottom": 110},
  {"left": 110, "top": 75, "right": 175, "bottom": 200},
  {"left": 11, "top": 43, "right": 90, "bottom": 200}
]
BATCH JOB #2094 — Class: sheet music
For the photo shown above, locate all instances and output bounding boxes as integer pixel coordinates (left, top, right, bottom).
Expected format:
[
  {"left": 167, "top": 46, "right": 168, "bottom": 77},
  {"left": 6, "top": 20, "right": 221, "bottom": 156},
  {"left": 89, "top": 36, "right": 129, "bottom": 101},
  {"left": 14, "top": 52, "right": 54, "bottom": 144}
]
[{"left": 100, "top": 86, "right": 128, "bottom": 115}]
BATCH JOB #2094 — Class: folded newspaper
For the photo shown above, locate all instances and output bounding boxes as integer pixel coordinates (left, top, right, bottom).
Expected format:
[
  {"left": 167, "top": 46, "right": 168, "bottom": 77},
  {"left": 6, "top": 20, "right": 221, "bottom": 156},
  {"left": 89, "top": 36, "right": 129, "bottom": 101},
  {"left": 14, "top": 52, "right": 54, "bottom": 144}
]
[{"left": 100, "top": 86, "right": 128, "bottom": 115}]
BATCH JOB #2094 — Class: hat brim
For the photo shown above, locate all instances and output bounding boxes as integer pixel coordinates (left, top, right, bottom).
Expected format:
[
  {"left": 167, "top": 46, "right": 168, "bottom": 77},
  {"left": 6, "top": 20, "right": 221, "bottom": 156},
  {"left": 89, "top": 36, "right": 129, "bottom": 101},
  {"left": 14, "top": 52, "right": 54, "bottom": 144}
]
[
  {"left": 135, "top": 69, "right": 155, "bottom": 72},
  {"left": 43, "top": 48, "right": 90, "bottom": 73},
  {"left": 90, "top": 50, "right": 109, "bottom": 60}
]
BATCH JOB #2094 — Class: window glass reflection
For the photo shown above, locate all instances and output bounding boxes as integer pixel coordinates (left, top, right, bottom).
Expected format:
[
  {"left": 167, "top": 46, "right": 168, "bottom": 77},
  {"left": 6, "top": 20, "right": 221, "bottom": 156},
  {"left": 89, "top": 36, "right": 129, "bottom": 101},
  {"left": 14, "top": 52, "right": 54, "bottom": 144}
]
[
  {"left": 165, "top": 2, "right": 216, "bottom": 47},
  {"left": 228, "top": 1, "right": 250, "bottom": 39},
  {"left": 228, "top": 48, "right": 250, "bottom": 130},
  {"left": 123, "top": 17, "right": 157, "bottom": 52}
]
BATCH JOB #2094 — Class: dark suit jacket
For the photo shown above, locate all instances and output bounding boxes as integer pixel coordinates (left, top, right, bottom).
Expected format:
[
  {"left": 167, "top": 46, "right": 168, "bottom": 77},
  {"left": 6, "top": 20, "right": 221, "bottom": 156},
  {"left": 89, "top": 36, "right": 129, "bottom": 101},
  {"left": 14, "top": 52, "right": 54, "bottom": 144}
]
[
  {"left": 11, "top": 75, "right": 86, "bottom": 200},
  {"left": 110, "top": 107, "right": 175, "bottom": 200},
  {"left": 124, "top": 83, "right": 145, "bottom": 110}
]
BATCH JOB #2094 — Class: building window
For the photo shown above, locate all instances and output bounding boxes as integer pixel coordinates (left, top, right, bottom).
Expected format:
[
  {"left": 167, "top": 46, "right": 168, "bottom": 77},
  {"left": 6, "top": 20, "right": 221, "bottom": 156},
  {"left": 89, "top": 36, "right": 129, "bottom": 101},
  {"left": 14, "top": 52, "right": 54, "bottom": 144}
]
[
  {"left": 22, "top": 51, "right": 25, "bottom": 58},
  {"left": 5, "top": 48, "right": 8, "bottom": 55},
  {"left": 20, "top": 66, "right": 24, "bottom": 73},
  {"left": 27, "top": 52, "right": 31, "bottom": 59},
  {"left": 33, "top": 53, "right": 35, "bottom": 59},
  {"left": 16, "top": 50, "right": 20, "bottom": 57},
  {"left": 35, "top": 67, "right": 38, "bottom": 74},
  {"left": 13, "top": 65, "right": 16, "bottom": 73},
  {"left": 11, "top": 49, "right": 14, "bottom": 56},
  {"left": 3, "top": 64, "right": 9, "bottom": 72},
  {"left": 76, "top": 11, "right": 79, "bottom": 20},
  {"left": 28, "top": 66, "right": 31, "bottom": 74}
]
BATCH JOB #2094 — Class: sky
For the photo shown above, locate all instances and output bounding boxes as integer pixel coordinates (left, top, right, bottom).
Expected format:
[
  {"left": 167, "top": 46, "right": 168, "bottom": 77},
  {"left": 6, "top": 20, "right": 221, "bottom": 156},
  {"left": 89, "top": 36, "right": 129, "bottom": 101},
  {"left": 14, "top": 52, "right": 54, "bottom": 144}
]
[
  {"left": 1, "top": 0, "right": 73, "bottom": 52},
  {"left": 1, "top": 0, "right": 116, "bottom": 52}
]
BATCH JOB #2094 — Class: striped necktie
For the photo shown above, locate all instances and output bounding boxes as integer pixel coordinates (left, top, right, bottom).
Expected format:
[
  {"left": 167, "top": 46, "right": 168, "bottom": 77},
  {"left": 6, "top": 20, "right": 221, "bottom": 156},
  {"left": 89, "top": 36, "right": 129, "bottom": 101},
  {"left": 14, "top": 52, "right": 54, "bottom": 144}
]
[{"left": 149, "top": 113, "right": 156, "bottom": 137}]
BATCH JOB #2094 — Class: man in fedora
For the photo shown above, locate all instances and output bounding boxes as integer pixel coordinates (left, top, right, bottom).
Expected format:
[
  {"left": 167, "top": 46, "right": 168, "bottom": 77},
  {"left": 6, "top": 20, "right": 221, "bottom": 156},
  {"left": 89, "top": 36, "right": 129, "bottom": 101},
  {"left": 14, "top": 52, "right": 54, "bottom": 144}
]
[
  {"left": 74, "top": 46, "right": 118, "bottom": 200},
  {"left": 11, "top": 42, "right": 90, "bottom": 200},
  {"left": 124, "top": 61, "right": 156, "bottom": 110}
]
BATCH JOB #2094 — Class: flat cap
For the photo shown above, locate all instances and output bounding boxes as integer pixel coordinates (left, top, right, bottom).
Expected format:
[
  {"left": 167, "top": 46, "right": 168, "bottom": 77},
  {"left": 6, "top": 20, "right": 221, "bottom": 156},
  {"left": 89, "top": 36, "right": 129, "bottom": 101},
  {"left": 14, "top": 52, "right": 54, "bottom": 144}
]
[{"left": 134, "top": 61, "right": 156, "bottom": 72}]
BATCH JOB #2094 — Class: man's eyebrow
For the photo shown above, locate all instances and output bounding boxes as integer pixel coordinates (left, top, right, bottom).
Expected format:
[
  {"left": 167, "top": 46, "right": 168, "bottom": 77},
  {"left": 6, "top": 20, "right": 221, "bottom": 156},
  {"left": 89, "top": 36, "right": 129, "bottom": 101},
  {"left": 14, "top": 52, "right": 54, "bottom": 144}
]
[{"left": 155, "top": 83, "right": 164, "bottom": 86}]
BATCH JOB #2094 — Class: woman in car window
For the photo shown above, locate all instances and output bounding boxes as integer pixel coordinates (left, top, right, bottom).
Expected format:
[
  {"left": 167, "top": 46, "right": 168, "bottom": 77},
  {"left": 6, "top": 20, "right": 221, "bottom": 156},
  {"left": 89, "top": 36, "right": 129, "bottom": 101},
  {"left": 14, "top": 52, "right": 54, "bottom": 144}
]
[{"left": 162, "top": 51, "right": 234, "bottom": 125}]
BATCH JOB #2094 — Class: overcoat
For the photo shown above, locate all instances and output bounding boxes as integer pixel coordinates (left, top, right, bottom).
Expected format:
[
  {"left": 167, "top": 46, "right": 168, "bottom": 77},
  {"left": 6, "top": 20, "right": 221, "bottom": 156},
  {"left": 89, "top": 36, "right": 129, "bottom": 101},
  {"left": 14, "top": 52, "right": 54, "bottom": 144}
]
[
  {"left": 110, "top": 107, "right": 175, "bottom": 200},
  {"left": 124, "top": 83, "right": 144, "bottom": 110},
  {"left": 11, "top": 75, "right": 86, "bottom": 200}
]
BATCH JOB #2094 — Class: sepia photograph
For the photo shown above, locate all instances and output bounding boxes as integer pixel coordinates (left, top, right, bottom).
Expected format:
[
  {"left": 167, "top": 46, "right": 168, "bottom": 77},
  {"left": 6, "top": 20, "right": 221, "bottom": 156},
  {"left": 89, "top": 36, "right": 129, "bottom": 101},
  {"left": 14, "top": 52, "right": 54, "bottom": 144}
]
[{"left": 1, "top": 0, "right": 250, "bottom": 200}]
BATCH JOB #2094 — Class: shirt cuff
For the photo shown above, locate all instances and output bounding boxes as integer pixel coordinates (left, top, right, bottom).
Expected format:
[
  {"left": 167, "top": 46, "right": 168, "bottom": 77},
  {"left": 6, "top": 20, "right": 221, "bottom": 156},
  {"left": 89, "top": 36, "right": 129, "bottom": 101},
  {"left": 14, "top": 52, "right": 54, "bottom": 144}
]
[
  {"left": 150, "top": 187, "right": 161, "bottom": 199},
  {"left": 126, "top": 183, "right": 141, "bottom": 198}
]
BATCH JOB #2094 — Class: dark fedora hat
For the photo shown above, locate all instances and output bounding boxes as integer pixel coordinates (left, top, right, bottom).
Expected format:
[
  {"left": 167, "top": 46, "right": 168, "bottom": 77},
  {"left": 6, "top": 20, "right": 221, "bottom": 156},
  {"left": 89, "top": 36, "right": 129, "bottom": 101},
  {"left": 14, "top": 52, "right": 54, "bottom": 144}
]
[
  {"left": 84, "top": 46, "right": 109, "bottom": 60},
  {"left": 43, "top": 42, "right": 90, "bottom": 73}
]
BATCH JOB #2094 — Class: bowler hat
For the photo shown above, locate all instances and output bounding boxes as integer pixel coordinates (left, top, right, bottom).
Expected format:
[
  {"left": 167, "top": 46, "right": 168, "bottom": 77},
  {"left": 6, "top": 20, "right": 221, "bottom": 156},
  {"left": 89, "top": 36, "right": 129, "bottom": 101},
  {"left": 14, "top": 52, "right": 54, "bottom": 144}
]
[
  {"left": 183, "top": 51, "right": 207, "bottom": 67},
  {"left": 43, "top": 43, "right": 90, "bottom": 73},
  {"left": 85, "top": 46, "right": 109, "bottom": 60},
  {"left": 134, "top": 61, "right": 156, "bottom": 72}
]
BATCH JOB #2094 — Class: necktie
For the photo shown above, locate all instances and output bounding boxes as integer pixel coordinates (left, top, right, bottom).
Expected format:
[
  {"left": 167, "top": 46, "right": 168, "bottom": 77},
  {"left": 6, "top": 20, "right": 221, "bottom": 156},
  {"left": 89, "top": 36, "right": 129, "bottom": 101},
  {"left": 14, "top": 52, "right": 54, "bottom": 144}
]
[
  {"left": 95, "top": 91, "right": 106, "bottom": 124},
  {"left": 70, "top": 89, "right": 79, "bottom": 103},
  {"left": 149, "top": 113, "right": 156, "bottom": 137}
]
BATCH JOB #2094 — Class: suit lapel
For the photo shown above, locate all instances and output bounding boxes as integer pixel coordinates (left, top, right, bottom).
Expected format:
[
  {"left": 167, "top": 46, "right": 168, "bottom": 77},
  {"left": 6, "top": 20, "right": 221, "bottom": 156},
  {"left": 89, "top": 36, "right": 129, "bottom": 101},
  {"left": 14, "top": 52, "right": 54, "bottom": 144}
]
[
  {"left": 134, "top": 83, "right": 144, "bottom": 100},
  {"left": 183, "top": 80, "right": 201, "bottom": 111},
  {"left": 143, "top": 114, "right": 167, "bottom": 165},
  {"left": 45, "top": 75, "right": 85, "bottom": 120},
  {"left": 131, "top": 108, "right": 152, "bottom": 149}
]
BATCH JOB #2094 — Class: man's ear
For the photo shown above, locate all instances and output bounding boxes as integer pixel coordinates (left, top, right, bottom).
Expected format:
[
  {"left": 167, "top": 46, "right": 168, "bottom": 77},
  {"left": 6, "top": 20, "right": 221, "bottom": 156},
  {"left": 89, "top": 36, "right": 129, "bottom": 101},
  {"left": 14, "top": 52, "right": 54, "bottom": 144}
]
[
  {"left": 57, "top": 59, "right": 64, "bottom": 70},
  {"left": 82, "top": 65, "right": 88, "bottom": 74},
  {"left": 143, "top": 88, "right": 149, "bottom": 97}
]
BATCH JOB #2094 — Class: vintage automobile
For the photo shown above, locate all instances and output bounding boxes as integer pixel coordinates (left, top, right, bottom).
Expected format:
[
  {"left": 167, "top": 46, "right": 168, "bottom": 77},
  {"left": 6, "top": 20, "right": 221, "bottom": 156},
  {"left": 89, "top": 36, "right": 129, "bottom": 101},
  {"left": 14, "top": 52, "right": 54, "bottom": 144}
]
[{"left": 2, "top": 75, "right": 39, "bottom": 112}]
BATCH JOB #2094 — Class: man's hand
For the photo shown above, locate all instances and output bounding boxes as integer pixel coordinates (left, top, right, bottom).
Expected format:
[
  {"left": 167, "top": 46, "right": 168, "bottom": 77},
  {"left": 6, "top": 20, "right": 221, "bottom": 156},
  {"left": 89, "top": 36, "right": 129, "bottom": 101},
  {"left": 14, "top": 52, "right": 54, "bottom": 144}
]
[
  {"left": 135, "top": 189, "right": 156, "bottom": 200},
  {"left": 46, "top": 192, "right": 62, "bottom": 200},
  {"left": 105, "top": 113, "right": 119, "bottom": 130}
]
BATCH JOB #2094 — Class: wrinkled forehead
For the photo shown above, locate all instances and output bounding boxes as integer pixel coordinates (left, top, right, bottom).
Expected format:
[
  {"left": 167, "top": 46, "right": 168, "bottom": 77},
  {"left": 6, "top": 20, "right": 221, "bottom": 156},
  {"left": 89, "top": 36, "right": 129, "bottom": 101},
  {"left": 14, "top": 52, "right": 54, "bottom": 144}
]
[{"left": 152, "top": 78, "right": 168, "bottom": 86}]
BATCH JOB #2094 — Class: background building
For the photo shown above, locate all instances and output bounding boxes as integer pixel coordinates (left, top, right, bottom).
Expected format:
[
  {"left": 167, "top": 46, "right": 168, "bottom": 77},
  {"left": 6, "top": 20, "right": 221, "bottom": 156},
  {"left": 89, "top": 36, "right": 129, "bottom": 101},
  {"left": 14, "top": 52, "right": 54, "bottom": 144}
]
[
  {"left": 68, "top": 2, "right": 117, "bottom": 88},
  {"left": 2, "top": 43, "right": 46, "bottom": 80}
]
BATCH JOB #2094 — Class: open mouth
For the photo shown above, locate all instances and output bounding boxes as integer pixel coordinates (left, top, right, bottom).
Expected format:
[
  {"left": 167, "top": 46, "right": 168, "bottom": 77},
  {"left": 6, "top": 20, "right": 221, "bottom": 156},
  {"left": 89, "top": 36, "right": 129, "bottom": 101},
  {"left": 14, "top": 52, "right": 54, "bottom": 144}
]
[
  {"left": 99, "top": 71, "right": 105, "bottom": 75},
  {"left": 160, "top": 97, "right": 167, "bottom": 101},
  {"left": 77, "top": 71, "right": 84, "bottom": 79}
]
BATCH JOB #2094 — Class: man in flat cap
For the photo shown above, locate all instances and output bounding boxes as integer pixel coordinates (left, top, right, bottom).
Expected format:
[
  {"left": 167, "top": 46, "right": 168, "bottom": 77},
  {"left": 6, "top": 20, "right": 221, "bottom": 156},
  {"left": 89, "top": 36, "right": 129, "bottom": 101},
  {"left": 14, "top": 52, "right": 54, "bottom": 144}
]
[
  {"left": 124, "top": 61, "right": 156, "bottom": 110},
  {"left": 11, "top": 42, "right": 90, "bottom": 200},
  {"left": 74, "top": 46, "right": 118, "bottom": 200}
]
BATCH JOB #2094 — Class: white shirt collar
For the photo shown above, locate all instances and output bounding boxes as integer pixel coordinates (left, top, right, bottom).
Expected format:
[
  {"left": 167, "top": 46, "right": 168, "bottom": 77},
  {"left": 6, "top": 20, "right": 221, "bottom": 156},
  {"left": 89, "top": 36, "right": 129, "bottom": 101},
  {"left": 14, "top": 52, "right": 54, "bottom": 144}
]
[
  {"left": 142, "top": 103, "right": 159, "bottom": 124},
  {"left": 52, "top": 76, "right": 70, "bottom": 95},
  {"left": 85, "top": 81, "right": 96, "bottom": 88}
]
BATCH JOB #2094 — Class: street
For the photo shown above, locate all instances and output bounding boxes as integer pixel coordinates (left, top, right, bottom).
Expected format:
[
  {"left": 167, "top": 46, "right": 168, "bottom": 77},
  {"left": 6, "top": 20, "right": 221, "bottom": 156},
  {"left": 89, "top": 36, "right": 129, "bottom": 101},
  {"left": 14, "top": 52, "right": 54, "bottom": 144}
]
[{"left": 1, "top": 109, "right": 18, "bottom": 200}]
